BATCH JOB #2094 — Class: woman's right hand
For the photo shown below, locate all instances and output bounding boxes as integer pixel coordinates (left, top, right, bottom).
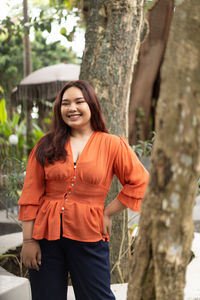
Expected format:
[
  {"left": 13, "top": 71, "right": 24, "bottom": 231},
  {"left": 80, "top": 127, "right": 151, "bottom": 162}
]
[{"left": 21, "top": 240, "right": 42, "bottom": 271}]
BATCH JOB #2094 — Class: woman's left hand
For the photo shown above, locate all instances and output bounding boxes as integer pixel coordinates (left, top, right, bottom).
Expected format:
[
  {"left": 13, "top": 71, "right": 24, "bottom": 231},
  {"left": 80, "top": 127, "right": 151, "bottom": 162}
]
[
  {"left": 103, "top": 198, "right": 126, "bottom": 236},
  {"left": 103, "top": 212, "right": 112, "bottom": 236}
]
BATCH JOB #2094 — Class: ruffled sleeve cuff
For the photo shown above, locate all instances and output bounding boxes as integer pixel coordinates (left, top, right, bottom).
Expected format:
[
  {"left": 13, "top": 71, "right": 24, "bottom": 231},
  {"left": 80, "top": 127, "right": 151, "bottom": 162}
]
[
  {"left": 18, "top": 205, "right": 39, "bottom": 221},
  {"left": 117, "top": 192, "right": 142, "bottom": 212},
  {"left": 113, "top": 137, "right": 149, "bottom": 212}
]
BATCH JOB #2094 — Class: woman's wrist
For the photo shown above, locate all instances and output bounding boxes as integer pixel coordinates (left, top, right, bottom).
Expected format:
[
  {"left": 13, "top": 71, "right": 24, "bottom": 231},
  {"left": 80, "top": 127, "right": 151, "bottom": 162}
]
[
  {"left": 104, "top": 198, "right": 126, "bottom": 217},
  {"left": 23, "top": 238, "right": 36, "bottom": 243},
  {"left": 103, "top": 208, "right": 112, "bottom": 218}
]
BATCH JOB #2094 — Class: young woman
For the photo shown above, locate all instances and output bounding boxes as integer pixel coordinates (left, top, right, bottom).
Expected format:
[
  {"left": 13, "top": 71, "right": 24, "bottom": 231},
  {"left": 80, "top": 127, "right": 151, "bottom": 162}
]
[{"left": 18, "top": 80, "right": 149, "bottom": 300}]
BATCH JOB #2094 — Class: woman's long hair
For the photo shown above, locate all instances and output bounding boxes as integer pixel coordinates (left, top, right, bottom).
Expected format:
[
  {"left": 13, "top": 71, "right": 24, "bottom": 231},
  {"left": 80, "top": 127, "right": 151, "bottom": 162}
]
[{"left": 35, "top": 80, "right": 108, "bottom": 165}]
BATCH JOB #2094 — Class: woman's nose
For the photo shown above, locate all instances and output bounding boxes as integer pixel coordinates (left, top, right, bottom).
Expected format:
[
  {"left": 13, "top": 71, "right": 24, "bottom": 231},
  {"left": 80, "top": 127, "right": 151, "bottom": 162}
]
[{"left": 68, "top": 102, "right": 77, "bottom": 111}]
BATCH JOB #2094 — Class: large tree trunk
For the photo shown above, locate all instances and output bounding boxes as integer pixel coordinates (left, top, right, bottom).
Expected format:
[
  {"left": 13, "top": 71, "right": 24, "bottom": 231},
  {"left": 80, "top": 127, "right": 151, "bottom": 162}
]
[
  {"left": 23, "top": 0, "right": 32, "bottom": 77},
  {"left": 129, "top": 0, "right": 173, "bottom": 145},
  {"left": 80, "top": 0, "right": 145, "bottom": 282},
  {"left": 23, "top": 0, "right": 33, "bottom": 153},
  {"left": 127, "top": 0, "right": 200, "bottom": 299}
]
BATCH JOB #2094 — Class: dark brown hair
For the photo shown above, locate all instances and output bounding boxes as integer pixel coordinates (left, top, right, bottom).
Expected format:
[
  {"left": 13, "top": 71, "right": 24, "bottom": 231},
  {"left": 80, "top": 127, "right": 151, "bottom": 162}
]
[{"left": 35, "top": 80, "right": 108, "bottom": 165}]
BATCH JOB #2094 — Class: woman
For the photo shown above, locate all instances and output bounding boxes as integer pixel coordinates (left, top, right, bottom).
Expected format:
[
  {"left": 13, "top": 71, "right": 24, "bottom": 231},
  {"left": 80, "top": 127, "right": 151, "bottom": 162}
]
[{"left": 18, "top": 80, "right": 149, "bottom": 300}]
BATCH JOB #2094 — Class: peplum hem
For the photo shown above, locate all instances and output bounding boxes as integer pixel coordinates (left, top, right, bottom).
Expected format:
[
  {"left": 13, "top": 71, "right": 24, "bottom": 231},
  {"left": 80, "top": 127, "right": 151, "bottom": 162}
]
[{"left": 31, "top": 199, "right": 105, "bottom": 241}]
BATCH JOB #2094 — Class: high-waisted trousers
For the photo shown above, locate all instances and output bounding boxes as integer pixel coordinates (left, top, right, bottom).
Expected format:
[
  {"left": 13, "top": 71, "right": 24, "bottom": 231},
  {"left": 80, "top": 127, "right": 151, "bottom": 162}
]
[{"left": 29, "top": 237, "right": 116, "bottom": 300}]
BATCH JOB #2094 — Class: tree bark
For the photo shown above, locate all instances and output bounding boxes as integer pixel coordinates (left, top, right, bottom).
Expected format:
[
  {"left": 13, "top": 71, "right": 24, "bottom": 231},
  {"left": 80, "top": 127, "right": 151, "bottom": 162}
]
[
  {"left": 127, "top": 0, "right": 200, "bottom": 299},
  {"left": 80, "top": 0, "right": 145, "bottom": 282},
  {"left": 129, "top": 0, "right": 173, "bottom": 145},
  {"left": 23, "top": 0, "right": 33, "bottom": 153},
  {"left": 23, "top": 0, "right": 32, "bottom": 78}
]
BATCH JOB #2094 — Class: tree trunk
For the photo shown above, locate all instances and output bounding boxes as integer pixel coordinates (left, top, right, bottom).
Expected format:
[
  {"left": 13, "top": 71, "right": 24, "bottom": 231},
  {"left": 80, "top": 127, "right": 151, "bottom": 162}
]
[
  {"left": 23, "top": 0, "right": 32, "bottom": 78},
  {"left": 127, "top": 0, "right": 200, "bottom": 299},
  {"left": 80, "top": 0, "right": 145, "bottom": 282},
  {"left": 23, "top": 0, "right": 33, "bottom": 153},
  {"left": 129, "top": 0, "right": 173, "bottom": 145}
]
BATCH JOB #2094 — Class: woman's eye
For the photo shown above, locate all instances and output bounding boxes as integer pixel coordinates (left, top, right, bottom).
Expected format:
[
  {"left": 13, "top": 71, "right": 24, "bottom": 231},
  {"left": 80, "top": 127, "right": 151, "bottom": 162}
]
[
  {"left": 62, "top": 102, "right": 70, "bottom": 106},
  {"left": 76, "top": 101, "right": 85, "bottom": 104}
]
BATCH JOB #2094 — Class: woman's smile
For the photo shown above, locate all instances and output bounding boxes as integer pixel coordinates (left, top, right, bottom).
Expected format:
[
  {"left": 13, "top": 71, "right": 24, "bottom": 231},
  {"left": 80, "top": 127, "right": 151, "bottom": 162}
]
[{"left": 67, "top": 113, "right": 82, "bottom": 120}]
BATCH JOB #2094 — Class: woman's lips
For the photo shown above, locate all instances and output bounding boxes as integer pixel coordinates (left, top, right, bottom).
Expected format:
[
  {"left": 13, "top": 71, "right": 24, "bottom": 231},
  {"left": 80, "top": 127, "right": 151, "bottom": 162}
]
[{"left": 67, "top": 114, "right": 81, "bottom": 120}]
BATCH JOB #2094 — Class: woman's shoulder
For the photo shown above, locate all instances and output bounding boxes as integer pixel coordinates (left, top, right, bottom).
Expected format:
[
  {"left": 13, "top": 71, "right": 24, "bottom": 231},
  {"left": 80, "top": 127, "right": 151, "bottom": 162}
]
[
  {"left": 96, "top": 131, "right": 121, "bottom": 144},
  {"left": 95, "top": 132, "right": 126, "bottom": 152}
]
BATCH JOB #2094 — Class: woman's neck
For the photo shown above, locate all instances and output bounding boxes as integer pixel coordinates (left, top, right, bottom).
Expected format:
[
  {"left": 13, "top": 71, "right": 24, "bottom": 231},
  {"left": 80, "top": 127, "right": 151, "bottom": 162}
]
[{"left": 70, "top": 127, "right": 94, "bottom": 139}]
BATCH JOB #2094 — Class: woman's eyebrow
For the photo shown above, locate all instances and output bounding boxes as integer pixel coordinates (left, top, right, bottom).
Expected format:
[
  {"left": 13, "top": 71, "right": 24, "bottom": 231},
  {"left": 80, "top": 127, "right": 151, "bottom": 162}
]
[{"left": 62, "top": 97, "right": 85, "bottom": 101}]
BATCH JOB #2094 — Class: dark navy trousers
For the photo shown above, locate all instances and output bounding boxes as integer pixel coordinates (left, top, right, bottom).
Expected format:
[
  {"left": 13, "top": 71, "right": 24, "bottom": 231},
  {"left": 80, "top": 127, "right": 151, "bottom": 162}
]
[{"left": 29, "top": 237, "right": 116, "bottom": 300}]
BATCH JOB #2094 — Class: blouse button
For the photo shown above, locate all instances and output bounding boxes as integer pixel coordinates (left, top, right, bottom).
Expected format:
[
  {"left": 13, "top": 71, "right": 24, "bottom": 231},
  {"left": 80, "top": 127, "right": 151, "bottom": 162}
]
[
  {"left": 71, "top": 183, "right": 74, "bottom": 186},
  {"left": 73, "top": 176, "right": 76, "bottom": 179},
  {"left": 65, "top": 198, "right": 68, "bottom": 202},
  {"left": 68, "top": 191, "right": 71, "bottom": 194},
  {"left": 61, "top": 207, "right": 64, "bottom": 211}
]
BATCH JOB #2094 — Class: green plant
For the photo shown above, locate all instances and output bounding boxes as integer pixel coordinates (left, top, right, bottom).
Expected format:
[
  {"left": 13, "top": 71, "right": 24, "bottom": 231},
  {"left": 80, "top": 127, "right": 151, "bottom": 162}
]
[
  {"left": 0, "top": 254, "right": 23, "bottom": 276},
  {"left": 0, "top": 246, "right": 28, "bottom": 278},
  {"left": 0, "top": 98, "right": 7, "bottom": 124},
  {"left": 132, "top": 132, "right": 155, "bottom": 158},
  {"left": 0, "top": 156, "right": 27, "bottom": 214},
  {"left": 1, "top": 156, "right": 26, "bottom": 198},
  {"left": 0, "top": 101, "right": 45, "bottom": 160}
]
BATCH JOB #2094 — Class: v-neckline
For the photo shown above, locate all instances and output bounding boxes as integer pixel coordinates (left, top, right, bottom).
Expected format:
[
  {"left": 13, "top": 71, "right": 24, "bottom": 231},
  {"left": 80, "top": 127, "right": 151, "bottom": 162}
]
[{"left": 68, "top": 131, "right": 96, "bottom": 165}]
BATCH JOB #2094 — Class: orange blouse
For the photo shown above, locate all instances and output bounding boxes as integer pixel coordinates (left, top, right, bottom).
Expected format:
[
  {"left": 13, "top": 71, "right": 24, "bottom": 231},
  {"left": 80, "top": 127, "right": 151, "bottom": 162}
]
[{"left": 18, "top": 132, "right": 149, "bottom": 242}]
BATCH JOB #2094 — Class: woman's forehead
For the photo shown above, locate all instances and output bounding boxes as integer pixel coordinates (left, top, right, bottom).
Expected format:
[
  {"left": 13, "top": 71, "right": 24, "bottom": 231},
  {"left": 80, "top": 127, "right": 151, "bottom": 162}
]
[{"left": 63, "top": 86, "right": 83, "bottom": 98}]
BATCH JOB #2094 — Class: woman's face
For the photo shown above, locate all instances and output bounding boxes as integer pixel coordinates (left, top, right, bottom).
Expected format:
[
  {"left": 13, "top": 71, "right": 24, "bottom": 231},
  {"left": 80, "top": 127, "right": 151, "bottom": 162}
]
[{"left": 61, "top": 87, "right": 92, "bottom": 131}]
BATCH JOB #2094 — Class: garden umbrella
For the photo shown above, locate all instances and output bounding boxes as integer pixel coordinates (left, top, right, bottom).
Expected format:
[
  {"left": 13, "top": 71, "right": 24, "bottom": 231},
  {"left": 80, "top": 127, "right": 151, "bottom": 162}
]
[{"left": 12, "top": 63, "right": 80, "bottom": 103}]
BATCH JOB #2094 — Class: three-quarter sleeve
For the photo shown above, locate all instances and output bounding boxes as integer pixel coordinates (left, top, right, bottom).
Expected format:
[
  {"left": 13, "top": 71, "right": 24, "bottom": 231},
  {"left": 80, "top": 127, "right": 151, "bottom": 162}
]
[
  {"left": 18, "top": 146, "right": 45, "bottom": 221},
  {"left": 113, "top": 137, "right": 149, "bottom": 212}
]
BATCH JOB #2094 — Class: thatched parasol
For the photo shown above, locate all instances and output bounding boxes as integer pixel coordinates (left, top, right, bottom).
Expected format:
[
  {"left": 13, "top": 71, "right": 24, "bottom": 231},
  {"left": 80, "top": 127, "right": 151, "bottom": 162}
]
[{"left": 12, "top": 63, "right": 80, "bottom": 103}]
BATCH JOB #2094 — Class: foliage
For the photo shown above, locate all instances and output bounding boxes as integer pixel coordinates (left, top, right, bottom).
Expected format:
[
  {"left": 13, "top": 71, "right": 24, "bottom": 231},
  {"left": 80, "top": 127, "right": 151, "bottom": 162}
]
[
  {"left": 32, "top": 31, "right": 78, "bottom": 70},
  {"left": 0, "top": 0, "right": 82, "bottom": 100},
  {"left": 0, "top": 111, "right": 26, "bottom": 159},
  {"left": 145, "top": 0, "right": 155, "bottom": 11},
  {"left": 0, "top": 102, "right": 44, "bottom": 161},
  {"left": 132, "top": 140, "right": 152, "bottom": 158},
  {"left": 0, "top": 23, "right": 24, "bottom": 99},
  {"left": 1, "top": 156, "right": 27, "bottom": 201},
  {"left": 49, "top": 0, "right": 83, "bottom": 13},
  {"left": 49, "top": 0, "right": 86, "bottom": 31},
  {"left": 0, "top": 246, "right": 28, "bottom": 278},
  {"left": 0, "top": 7, "right": 54, "bottom": 36},
  {"left": 132, "top": 132, "right": 155, "bottom": 158},
  {"left": 0, "top": 25, "right": 79, "bottom": 100},
  {"left": 0, "top": 0, "right": 84, "bottom": 44},
  {"left": 0, "top": 99, "right": 7, "bottom": 124}
]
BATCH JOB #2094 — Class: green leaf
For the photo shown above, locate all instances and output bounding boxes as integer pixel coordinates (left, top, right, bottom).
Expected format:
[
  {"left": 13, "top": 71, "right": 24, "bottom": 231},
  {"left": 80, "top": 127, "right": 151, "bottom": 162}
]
[
  {"left": 33, "top": 129, "right": 44, "bottom": 143},
  {"left": 0, "top": 99, "right": 7, "bottom": 124},
  {"left": 60, "top": 27, "right": 67, "bottom": 36},
  {"left": 40, "top": 10, "right": 44, "bottom": 18},
  {"left": 46, "top": 22, "right": 52, "bottom": 33},
  {"left": 11, "top": 113, "right": 20, "bottom": 128},
  {"left": 44, "top": 118, "right": 51, "bottom": 124}
]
